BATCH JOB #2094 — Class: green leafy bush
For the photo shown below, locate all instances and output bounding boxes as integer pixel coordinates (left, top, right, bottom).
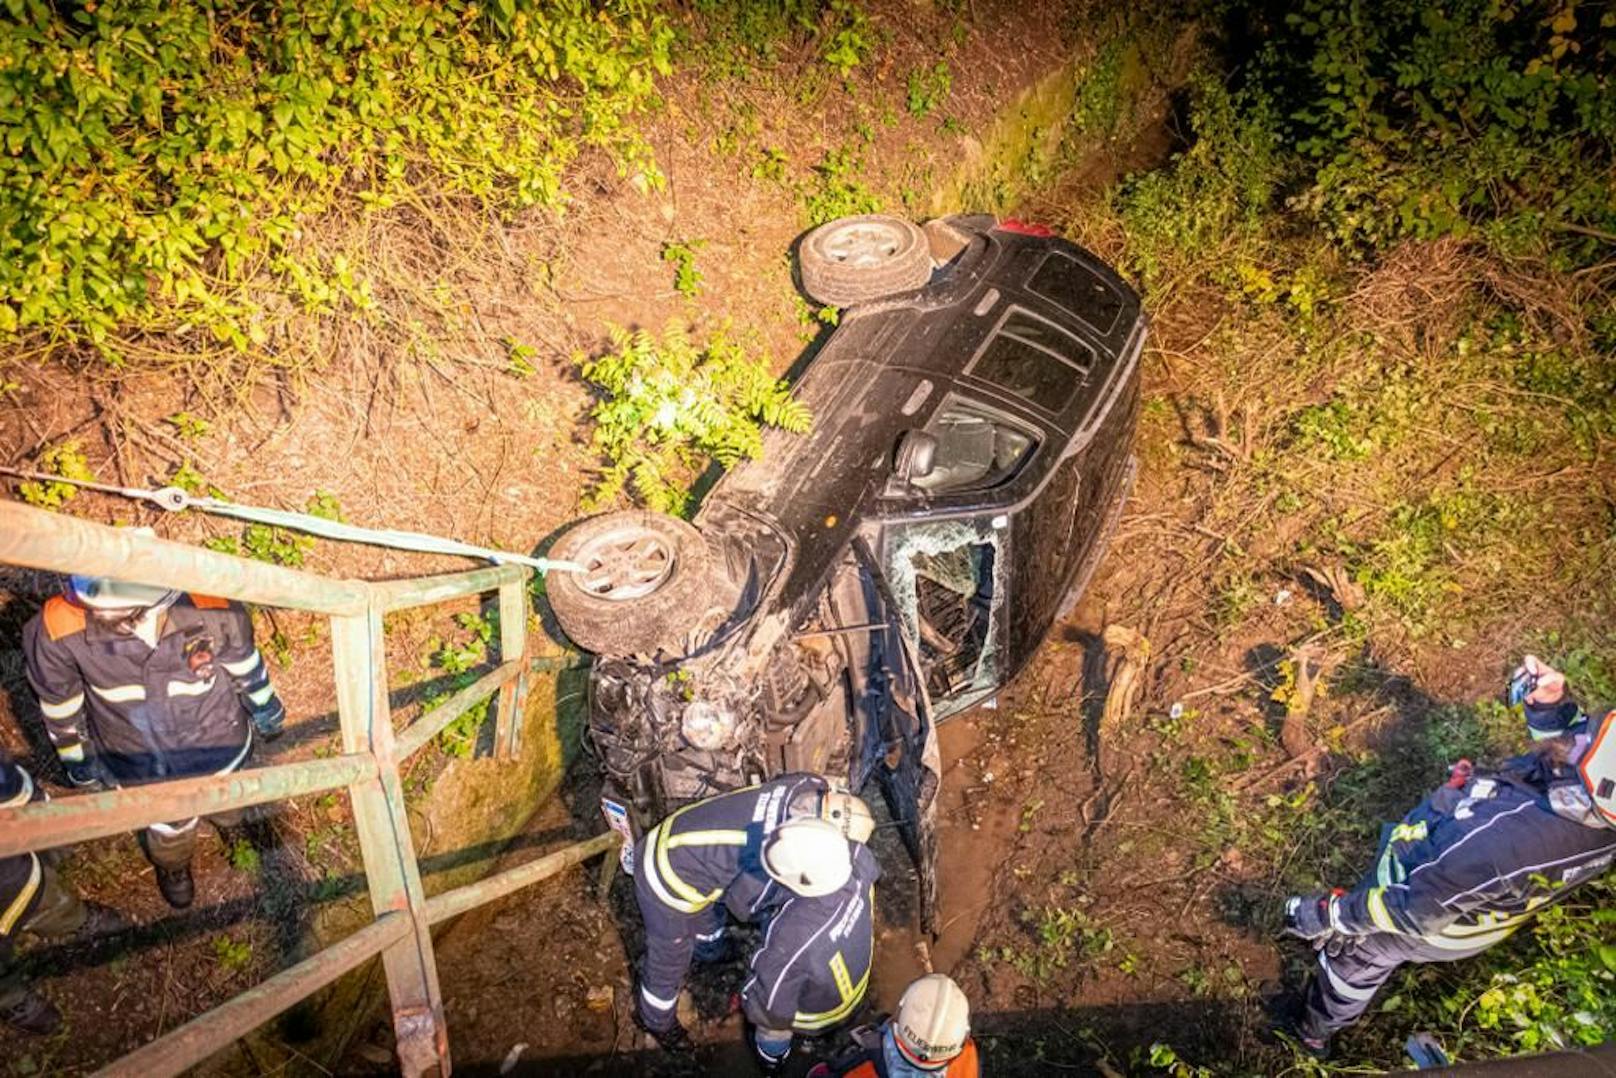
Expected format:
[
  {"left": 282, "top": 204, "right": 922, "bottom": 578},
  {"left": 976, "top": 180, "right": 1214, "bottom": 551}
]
[
  {"left": 803, "top": 146, "right": 882, "bottom": 225},
  {"left": 661, "top": 239, "right": 705, "bottom": 298},
  {"left": 820, "top": 0, "right": 874, "bottom": 76},
  {"left": 16, "top": 440, "right": 93, "bottom": 508},
  {"left": 1114, "top": 72, "right": 1285, "bottom": 287},
  {"left": 906, "top": 61, "right": 952, "bottom": 117},
  {"left": 1248, "top": 0, "right": 1616, "bottom": 262},
  {"left": 576, "top": 321, "right": 812, "bottom": 515},
  {"left": 0, "top": 0, "right": 672, "bottom": 352},
  {"left": 424, "top": 611, "right": 496, "bottom": 759}
]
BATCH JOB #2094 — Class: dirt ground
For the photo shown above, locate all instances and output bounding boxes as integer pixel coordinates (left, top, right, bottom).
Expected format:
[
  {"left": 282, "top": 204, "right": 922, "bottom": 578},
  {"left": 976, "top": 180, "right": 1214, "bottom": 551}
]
[
  {"left": 0, "top": 2, "right": 1124, "bottom": 1074},
  {"left": 3, "top": 1, "right": 1597, "bottom": 1075}
]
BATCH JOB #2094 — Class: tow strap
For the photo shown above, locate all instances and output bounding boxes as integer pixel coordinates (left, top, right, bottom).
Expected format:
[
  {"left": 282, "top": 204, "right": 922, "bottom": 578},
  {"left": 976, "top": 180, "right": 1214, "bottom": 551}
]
[{"left": 0, "top": 468, "right": 582, "bottom": 576}]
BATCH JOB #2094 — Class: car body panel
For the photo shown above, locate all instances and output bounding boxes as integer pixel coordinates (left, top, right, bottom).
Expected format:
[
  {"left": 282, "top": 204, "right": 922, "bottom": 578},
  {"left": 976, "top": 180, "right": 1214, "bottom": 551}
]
[{"left": 584, "top": 216, "right": 1144, "bottom": 935}]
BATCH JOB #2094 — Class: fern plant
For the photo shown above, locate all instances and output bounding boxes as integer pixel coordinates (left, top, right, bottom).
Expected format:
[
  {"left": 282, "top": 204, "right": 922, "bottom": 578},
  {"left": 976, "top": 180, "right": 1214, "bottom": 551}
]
[{"left": 577, "top": 322, "right": 812, "bottom": 515}]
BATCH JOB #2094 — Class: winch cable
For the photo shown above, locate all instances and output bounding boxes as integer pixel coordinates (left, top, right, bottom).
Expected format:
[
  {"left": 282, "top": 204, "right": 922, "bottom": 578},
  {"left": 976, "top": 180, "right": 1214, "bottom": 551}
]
[{"left": 0, "top": 468, "right": 584, "bottom": 577}]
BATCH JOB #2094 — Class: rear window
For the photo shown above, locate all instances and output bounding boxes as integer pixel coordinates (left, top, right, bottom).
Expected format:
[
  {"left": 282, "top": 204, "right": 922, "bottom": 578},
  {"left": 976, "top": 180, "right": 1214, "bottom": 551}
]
[
  {"left": 1028, "top": 253, "right": 1124, "bottom": 336},
  {"left": 968, "top": 308, "right": 1093, "bottom": 414}
]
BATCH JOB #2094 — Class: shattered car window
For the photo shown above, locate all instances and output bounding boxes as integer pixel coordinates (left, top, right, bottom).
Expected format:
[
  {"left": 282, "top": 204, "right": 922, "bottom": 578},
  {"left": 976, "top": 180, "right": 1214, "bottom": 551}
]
[
  {"left": 911, "top": 399, "right": 1035, "bottom": 494},
  {"left": 884, "top": 519, "right": 1008, "bottom": 715},
  {"left": 967, "top": 307, "right": 1094, "bottom": 413}
]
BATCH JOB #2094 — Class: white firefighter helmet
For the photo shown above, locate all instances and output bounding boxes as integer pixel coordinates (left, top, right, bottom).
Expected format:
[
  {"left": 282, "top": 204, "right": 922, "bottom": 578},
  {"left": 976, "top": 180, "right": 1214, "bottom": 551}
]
[
  {"left": 790, "top": 786, "right": 876, "bottom": 844},
  {"left": 67, "top": 575, "right": 178, "bottom": 613},
  {"left": 893, "top": 974, "right": 970, "bottom": 1069},
  {"left": 820, "top": 790, "right": 875, "bottom": 844},
  {"left": 1579, "top": 710, "right": 1616, "bottom": 827},
  {"left": 762, "top": 817, "right": 852, "bottom": 897}
]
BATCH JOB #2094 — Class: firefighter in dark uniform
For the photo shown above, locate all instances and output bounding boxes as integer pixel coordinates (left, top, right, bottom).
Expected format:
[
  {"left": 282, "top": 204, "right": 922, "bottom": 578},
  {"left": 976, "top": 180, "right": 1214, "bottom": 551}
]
[
  {"left": 632, "top": 772, "right": 874, "bottom": 1051},
  {"left": 22, "top": 575, "right": 286, "bottom": 909},
  {"left": 745, "top": 839, "right": 881, "bottom": 1072},
  {"left": 1283, "top": 655, "right": 1616, "bottom": 1056},
  {"left": 1, "top": 747, "right": 124, "bottom": 1035}
]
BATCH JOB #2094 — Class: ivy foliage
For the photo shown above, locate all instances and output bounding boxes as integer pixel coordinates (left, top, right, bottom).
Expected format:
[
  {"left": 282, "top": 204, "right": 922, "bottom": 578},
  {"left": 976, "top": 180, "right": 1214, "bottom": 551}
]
[
  {"left": 1242, "top": 0, "right": 1616, "bottom": 262},
  {"left": 577, "top": 322, "right": 812, "bottom": 516},
  {"left": 0, "top": 0, "right": 672, "bottom": 351}
]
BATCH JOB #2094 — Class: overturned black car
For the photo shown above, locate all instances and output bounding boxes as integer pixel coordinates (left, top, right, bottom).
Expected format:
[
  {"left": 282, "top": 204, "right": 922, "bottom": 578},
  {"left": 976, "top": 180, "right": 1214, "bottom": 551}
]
[{"left": 546, "top": 213, "right": 1145, "bottom": 929}]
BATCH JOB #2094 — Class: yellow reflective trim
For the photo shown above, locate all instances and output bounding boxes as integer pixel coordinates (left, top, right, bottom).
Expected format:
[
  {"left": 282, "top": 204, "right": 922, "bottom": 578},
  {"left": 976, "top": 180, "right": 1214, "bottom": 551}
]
[
  {"left": 0, "top": 854, "right": 41, "bottom": 936},
  {"left": 89, "top": 683, "right": 145, "bottom": 703},
  {"left": 221, "top": 650, "right": 262, "bottom": 677},
  {"left": 1389, "top": 821, "right": 1428, "bottom": 844},
  {"left": 39, "top": 693, "right": 83, "bottom": 721},
  {"left": 1366, "top": 887, "right": 1398, "bottom": 932},
  {"left": 655, "top": 819, "right": 722, "bottom": 909},
  {"left": 829, "top": 951, "right": 854, "bottom": 1001},
  {"left": 0, "top": 768, "right": 33, "bottom": 809},
  {"left": 795, "top": 961, "right": 870, "bottom": 1030},
  {"left": 667, "top": 829, "right": 748, "bottom": 848},
  {"left": 56, "top": 742, "right": 85, "bottom": 763}
]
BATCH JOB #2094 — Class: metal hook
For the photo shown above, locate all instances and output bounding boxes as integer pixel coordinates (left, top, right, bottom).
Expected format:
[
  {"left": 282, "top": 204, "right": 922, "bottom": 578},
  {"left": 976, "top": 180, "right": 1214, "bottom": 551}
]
[{"left": 148, "top": 487, "right": 192, "bottom": 512}]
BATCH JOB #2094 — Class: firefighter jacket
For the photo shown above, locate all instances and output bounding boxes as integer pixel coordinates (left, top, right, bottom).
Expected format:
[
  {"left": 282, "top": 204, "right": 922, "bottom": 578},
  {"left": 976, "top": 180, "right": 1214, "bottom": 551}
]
[
  {"left": 1, "top": 749, "right": 43, "bottom": 956},
  {"left": 742, "top": 843, "right": 880, "bottom": 1036},
  {"left": 635, "top": 772, "right": 834, "bottom": 1029},
  {"left": 1333, "top": 744, "right": 1616, "bottom": 949},
  {"left": 638, "top": 772, "right": 829, "bottom": 918},
  {"left": 22, "top": 594, "right": 278, "bottom": 784}
]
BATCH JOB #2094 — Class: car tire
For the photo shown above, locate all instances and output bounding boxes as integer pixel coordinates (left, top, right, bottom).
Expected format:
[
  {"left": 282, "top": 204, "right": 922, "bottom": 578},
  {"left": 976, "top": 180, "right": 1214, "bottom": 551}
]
[
  {"left": 798, "top": 214, "right": 933, "bottom": 307},
  {"left": 545, "top": 510, "right": 715, "bottom": 657}
]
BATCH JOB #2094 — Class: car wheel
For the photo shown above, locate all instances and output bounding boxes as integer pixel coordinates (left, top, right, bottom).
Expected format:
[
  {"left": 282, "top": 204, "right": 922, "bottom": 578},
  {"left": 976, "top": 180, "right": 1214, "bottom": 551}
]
[
  {"left": 545, "top": 510, "right": 716, "bottom": 657},
  {"left": 798, "top": 214, "right": 933, "bottom": 307}
]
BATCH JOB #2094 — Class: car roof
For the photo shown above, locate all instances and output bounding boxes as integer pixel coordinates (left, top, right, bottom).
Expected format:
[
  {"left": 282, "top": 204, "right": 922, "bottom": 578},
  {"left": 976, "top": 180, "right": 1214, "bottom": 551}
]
[{"left": 700, "top": 221, "right": 1143, "bottom": 624}]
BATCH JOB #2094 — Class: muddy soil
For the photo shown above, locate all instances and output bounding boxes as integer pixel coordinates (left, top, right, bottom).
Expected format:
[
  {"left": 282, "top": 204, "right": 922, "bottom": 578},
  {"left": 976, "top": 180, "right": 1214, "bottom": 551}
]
[{"left": 0, "top": 3, "right": 1140, "bottom": 1074}]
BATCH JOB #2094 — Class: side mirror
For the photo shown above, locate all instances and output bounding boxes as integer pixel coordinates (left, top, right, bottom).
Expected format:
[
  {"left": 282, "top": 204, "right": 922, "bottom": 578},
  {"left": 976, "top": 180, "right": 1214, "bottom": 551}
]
[{"left": 894, "top": 430, "right": 938, "bottom": 482}]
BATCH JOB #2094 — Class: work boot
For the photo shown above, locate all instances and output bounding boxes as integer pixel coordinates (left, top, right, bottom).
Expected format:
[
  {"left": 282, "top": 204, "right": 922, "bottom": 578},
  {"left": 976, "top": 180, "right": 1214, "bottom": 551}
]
[
  {"left": 154, "top": 863, "right": 194, "bottom": 909},
  {"left": 2, "top": 991, "right": 62, "bottom": 1036},
  {"left": 633, "top": 1009, "right": 695, "bottom": 1054},
  {"left": 76, "top": 902, "right": 133, "bottom": 940}
]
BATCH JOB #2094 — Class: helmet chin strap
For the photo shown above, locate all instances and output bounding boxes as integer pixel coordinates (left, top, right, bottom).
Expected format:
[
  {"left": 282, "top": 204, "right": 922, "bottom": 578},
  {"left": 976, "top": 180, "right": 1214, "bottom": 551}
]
[{"left": 96, "top": 593, "right": 178, "bottom": 647}]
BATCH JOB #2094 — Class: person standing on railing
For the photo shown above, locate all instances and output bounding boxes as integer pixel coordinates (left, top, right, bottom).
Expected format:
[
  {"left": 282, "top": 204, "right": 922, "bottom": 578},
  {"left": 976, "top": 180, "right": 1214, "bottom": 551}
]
[
  {"left": 21, "top": 574, "right": 287, "bottom": 909},
  {"left": 1, "top": 746, "right": 125, "bottom": 1035}
]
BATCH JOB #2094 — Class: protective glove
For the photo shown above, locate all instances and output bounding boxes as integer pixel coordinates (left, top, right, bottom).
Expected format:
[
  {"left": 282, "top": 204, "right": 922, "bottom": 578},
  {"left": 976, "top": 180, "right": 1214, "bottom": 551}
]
[
  {"left": 1283, "top": 892, "right": 1335, "bottom": 941},
  {"left": 63, "top": 759, "right": 105, "bottom": 792},
  {"left": 249, "top": 695, "right": 286, "bottom": 741},
  {"left": 1511, "top": 656, "right": 1581, "bottom": 740}
]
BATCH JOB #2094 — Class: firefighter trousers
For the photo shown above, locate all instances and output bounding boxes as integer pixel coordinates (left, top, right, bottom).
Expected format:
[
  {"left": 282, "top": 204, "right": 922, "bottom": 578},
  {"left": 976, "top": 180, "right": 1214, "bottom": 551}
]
[
  {"left": 1303, "top": 931, "right": 1492, "bottom": 1039},
  {"left": 0, "top": 859, "right": 85, "bottom": 1009},
  {"left": 632, "top": 840, "right": 728, "bottom": 1032}
]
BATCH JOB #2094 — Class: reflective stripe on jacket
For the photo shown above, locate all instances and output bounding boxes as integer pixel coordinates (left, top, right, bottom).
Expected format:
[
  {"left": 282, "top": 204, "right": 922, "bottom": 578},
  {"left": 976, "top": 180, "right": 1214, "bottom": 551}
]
[{"left": 639, "top": 773, "right": 827, "bottom": 916}]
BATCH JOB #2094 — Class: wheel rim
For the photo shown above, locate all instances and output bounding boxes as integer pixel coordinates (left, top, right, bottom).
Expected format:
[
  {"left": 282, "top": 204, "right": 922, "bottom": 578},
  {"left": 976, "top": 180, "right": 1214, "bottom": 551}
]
[
  {"left": 817, "top": 219, "right": 910, "bottom": 267},
  {"left": 572, "top": 526, "right": 676, "bottom": 600}
]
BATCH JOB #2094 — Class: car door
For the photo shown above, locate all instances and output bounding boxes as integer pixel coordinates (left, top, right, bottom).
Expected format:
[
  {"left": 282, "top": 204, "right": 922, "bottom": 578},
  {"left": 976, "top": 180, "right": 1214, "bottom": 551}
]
[{"left": 848, "top": 538, "right": 943, "bottom": 935}]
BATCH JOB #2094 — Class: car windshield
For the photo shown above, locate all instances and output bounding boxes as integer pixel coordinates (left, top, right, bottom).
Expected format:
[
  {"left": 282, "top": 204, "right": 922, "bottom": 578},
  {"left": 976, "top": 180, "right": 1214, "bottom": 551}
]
[
  {"left": 968, "top": 307, "right": 1093, "bottom": 413},
  {"left": 911, "top": 398, "right": 1035, "bottom": 494}
]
